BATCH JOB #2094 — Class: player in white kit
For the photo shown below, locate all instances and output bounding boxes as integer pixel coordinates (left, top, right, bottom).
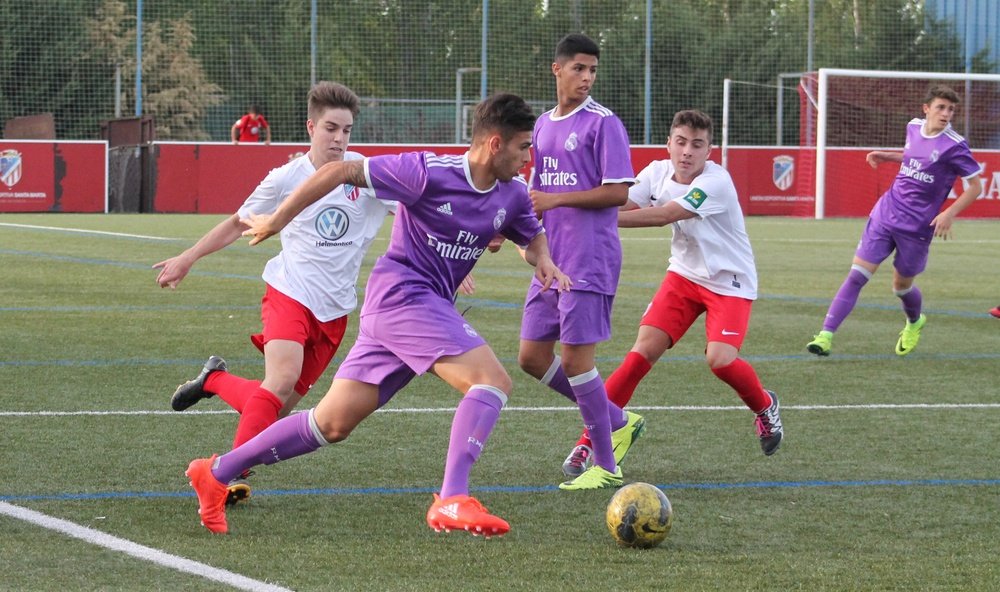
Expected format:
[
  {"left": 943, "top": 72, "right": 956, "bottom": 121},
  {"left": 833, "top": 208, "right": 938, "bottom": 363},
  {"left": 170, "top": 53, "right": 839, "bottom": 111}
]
[
  {"left": 565, "top": 109, "right": 783, "bottom": 461},
  {"left": 154, "top": 82, "right": 393, "bottom": 503}
]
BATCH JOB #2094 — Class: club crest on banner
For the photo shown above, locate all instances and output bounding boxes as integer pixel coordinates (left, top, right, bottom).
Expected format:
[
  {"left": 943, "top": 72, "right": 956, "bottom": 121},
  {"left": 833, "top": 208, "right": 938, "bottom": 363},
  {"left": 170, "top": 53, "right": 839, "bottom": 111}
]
[
  {"left": 1, "top": 149, "right": 23, "bottom": 188},
  {"left": 772, "top": 155, "right": 794, "bottom": 191}
]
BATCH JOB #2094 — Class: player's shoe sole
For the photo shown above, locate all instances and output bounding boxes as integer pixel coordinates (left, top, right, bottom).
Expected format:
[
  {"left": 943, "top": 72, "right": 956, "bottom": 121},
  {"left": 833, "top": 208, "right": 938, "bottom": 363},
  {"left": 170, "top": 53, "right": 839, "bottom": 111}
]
[
  {"left": 895, "top": 314, "right": 926, "bottom": 356},
  {"left": 559, "top": 464, "right": 624, "bottom": 491},
  {"left": 225, "top": 478, "right": 252, "bottom": 507},
  {"left": 185, "top": 455, "right": 229, "bottom": 534},
  {"left": 171, "top": 356, "right": 227, "bottom": 411},
  {"left": 426, "top": 493, "right": 509, "bottom": 537}
]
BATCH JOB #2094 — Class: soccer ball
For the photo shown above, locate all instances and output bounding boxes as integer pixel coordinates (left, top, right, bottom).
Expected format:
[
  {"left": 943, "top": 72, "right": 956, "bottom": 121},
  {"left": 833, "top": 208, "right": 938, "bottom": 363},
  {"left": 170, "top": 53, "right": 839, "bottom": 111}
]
[{"left": 606, "top": 482, "right": 673, "bottom": 548}]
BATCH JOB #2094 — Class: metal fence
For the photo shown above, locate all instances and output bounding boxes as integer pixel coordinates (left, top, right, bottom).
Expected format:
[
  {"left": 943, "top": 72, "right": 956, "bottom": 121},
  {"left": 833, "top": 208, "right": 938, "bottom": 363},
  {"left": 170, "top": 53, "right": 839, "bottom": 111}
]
[{"left": 2, "top": 0, "right": 998, "bottom": 146}]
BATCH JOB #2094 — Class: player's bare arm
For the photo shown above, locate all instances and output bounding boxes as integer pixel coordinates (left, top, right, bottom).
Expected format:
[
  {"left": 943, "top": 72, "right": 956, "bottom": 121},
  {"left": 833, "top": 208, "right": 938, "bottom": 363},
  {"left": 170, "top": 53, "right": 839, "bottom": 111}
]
[
  {"left": 529, "top": 182, "right": 629, "bottom": 213},
  {"left": 618, "top": 201, "right": 696, "bottom": 228},
  {"left": 242, "top": 159, "right": 367, "bottom": 245},
  {"left": 522, "top": 232, "right": 572, "bottom": 292},
  {"left": 153, "top": 213, "right": 247, "bottom": 288},
  {"left": 866, "top": 151, "right": 903, "bottom": 168},
  {"left": 931, "top": 174, "right": 982, "bottom": 240}
]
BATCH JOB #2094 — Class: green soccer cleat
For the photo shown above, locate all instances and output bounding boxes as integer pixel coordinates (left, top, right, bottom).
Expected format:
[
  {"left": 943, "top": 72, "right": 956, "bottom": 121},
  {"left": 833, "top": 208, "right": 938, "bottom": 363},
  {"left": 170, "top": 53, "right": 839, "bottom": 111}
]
[
  {"left": 895, "top": 314, "right": 926, "bottom": 356},
  {"left": 806, "top": 331, "right": 833, "bottom": 356},
  {"left": 558, "top": 464, "right": 623, "bottom": 491},
  {"left": 611, "top": 411, "right": 646, "bottom": 466}
]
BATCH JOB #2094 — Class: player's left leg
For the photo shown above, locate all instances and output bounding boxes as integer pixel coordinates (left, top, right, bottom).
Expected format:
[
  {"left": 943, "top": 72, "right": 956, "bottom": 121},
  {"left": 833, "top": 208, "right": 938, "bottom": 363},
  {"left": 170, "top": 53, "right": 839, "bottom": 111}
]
[
  {"left": 704, "top": 292, "right": 782, "bottom": 455},
  {"left": 426, "top": 345, "right": 512, "bottom": 537},
  {"left": 891, "top": 233, "right": 930, "bottom": 356}
]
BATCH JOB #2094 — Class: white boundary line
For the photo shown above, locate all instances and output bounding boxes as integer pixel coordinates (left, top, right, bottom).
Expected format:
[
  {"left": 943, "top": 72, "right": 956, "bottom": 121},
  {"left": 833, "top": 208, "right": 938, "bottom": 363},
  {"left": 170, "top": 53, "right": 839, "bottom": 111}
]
[
  {"left": 3, "top": 402, "right": 1000, "bottom": 417},
  {"left": 0, "top": 222, "right": 175, "bottom": 241},
  {"left": 0, "top": 501, "right": 293, "bottom": 592}
]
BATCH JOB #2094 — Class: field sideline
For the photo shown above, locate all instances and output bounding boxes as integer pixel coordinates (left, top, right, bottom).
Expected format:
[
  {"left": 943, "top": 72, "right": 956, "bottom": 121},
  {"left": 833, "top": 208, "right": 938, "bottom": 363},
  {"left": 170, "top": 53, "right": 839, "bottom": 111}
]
[{"left": 1, "top": 213, "right": 998, "bottom": 591}]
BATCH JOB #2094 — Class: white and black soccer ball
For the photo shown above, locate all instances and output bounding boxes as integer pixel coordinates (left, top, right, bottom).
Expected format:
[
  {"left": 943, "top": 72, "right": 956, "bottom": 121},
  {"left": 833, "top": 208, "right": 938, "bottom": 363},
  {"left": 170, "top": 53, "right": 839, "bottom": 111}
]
[{"left": 606, "top": 482, "right": 673, "bottom": 548}]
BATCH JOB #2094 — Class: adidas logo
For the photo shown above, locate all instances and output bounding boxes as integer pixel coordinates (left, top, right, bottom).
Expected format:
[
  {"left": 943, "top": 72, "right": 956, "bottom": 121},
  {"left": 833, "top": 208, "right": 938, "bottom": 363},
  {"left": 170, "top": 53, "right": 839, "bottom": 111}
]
[
  {"left": 438, "top": 503, "right": 460, "bottom": 519},
  {"left": 436, "top": 202, "right": 453, "bottom": 216}
]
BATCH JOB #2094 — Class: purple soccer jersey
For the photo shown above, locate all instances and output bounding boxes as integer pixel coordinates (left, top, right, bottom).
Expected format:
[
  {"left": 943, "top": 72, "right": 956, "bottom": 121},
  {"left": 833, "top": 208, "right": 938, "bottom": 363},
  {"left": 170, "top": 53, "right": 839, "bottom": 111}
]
[
  {"left": 530, "top": 96, "right": 634, "bottom": 295},
  {"left": 870, "top": 119, "right": 980, "bottom": 239},
  {"left": 362, "top": 151, "right": 542, "bottom": 312}
]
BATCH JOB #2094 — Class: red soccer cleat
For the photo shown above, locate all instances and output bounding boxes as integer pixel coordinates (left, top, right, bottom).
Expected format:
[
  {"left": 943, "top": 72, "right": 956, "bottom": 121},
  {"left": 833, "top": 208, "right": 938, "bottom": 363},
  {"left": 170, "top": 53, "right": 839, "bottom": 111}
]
[
  {"left": 185, "top": 455, "right": 229, "bottom": 534},
  {"left": 990, "top": 306, "right": 1000, "bottom": 319},
  {"left": 426, "top": 493, "right": 510, "bottom": 538}
]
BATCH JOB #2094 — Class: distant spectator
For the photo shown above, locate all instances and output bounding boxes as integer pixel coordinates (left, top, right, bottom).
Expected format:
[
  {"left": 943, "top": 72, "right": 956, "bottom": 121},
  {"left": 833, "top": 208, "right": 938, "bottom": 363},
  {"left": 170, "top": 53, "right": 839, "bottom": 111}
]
[{"left": 231, "top": 104, "right": 271, "bottom": 144}]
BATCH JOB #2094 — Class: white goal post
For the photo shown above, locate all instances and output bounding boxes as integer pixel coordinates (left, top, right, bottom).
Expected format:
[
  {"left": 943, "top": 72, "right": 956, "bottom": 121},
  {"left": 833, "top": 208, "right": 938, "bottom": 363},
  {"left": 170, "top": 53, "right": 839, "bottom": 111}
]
[
  {"left": 814, "top": 68, "right": 1000, "bottom": 219},
  {"left": 723, "top": 68, "right": 1000, "bottom": 219}
]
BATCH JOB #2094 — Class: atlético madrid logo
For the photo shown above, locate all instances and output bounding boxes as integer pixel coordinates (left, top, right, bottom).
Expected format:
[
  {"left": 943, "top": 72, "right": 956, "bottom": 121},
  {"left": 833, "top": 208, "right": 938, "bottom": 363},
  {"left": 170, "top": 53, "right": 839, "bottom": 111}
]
[
  {"left": 1, "top": 149, "right": 23, "bottom": 188},
  {"left": 772, "top": 155, "right": 795, "bottom": 191}
]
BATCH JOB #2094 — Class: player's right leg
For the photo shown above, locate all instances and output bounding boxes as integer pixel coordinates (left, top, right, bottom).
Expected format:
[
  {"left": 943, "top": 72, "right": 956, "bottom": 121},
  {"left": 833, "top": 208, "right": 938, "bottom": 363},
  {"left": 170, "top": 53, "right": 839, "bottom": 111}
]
[
  {"left": 186, "top": 378, "right": 378, "bottom": 534},
  {"left": 809, "top": 223, "right": 888, "bottom": 356}
]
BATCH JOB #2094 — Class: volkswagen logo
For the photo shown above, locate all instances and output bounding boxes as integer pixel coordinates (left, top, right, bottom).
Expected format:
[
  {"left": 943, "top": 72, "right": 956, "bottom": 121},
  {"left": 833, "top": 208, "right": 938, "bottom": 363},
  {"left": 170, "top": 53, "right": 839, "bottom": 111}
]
[{"left": 315, "top": 207, "right": 350, "bottom": 240}]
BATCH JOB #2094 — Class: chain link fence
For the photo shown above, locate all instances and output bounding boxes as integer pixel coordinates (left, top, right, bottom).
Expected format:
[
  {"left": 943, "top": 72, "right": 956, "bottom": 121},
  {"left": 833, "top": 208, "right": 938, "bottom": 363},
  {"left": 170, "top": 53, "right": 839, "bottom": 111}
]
[{"left": 2, "top": 0, "right": 997, "bottom": 145}]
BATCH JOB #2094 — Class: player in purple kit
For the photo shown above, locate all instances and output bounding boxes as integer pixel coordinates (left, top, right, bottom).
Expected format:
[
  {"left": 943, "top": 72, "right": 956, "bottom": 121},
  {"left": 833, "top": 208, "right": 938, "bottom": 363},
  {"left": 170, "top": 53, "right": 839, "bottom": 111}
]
[
  {"left": 807, "top": 85, "right": 983, "bottom": 357},
  {"left": 184, "top": 93, "right": 570, "bottom": 537},
  {"left": 516, "top": 33, "right": 644, "bottom": 488}
]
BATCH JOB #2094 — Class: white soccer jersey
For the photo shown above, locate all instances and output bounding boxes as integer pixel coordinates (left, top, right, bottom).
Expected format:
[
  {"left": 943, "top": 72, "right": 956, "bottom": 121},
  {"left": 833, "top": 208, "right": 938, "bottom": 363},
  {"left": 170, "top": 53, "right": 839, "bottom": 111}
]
[
  {"left": 629, "top": 159, "right": 757, "bottom": 299},
  {"left": 236, "top": 151, "right": 394, "bottom": 321}
]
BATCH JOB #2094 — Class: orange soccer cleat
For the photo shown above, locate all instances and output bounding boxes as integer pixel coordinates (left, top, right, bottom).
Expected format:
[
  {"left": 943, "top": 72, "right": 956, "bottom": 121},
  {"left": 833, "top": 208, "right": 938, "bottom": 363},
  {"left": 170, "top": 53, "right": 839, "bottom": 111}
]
[
  {"left": 185, "top": 455, "right": 229, "bottom": 534},
  {"left": 426, "top": 493, "right": 510, "bottom": 538}
]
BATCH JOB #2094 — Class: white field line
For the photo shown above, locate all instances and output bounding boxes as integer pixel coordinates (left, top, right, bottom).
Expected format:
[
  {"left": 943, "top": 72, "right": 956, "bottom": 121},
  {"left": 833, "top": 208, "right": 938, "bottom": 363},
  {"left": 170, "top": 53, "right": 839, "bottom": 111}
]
[
  {"left": 3, "top": 402, "right": 1000, "bottom": 417},
  {"left": 0, "top": 222, "right": 175, "bottom": 241},
  {"left": 0, "top": 501, "right": 293, "bottom": 592}
]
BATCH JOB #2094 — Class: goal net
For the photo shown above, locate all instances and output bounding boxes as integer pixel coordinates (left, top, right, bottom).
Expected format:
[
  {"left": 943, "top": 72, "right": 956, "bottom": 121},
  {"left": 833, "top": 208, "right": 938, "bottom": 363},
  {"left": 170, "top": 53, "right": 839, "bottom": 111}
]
[{"left": 803, "top": 68, "right": 1000, "bottom": 218}]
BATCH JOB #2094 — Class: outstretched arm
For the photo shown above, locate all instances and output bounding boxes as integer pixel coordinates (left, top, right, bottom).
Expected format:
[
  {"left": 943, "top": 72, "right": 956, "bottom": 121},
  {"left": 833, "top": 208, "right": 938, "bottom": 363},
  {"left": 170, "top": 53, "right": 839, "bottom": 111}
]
[
  {"left": 242, "top": 159, "right": 367, "bottom": 245},
  {"left": 522, "top": 232, "right": 571, "bottom": 292},
  {"left": 931, "top": 175, "right": 982, "bottom": 240},
  {"left": 618, "top": 201, "right": 696, "bottom": 228},
  {"left": 529, "top": 182, "right": 629, "bottom": 214},
  {"left": 866, "top": 151, "right": 903, "bottom": 168},
  {"left": 152, "top": 214, "right": 247, "bottom": 288}
]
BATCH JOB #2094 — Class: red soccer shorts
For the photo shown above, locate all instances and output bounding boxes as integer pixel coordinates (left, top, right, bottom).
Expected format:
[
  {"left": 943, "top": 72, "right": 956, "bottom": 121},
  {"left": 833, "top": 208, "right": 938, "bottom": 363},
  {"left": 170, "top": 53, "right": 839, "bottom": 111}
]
[
  {"left": 640, "top": 271, "right": 753, "bottom": 349},
  {"left": 250, "top": 284, "right": 348, "bottom": 395}
]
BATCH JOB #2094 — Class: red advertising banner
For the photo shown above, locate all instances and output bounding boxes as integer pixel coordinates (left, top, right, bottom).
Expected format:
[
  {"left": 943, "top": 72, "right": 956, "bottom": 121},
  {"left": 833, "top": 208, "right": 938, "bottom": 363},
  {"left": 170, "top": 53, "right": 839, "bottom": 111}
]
[
  {"left": 0, "top": 141, "right": 107, "bottom": 212},
  {"left": 729, "top": 146, "right": 1000, "bottom": 218}
]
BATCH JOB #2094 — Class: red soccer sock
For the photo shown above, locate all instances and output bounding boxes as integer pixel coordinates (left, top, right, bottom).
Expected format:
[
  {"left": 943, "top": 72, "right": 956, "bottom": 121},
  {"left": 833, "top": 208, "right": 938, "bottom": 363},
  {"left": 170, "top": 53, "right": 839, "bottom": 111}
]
[
  {"left": 204, "top": 371, "right": 262, "bottom": 414},
  {"left": 576, "top": 351, "right": 653, "bottom": 448},
  {"left": 232, "top": 387, "right": 284, "bottom": 448},
  {"left": 710, "top": 358, "right": 771, "bottom": 413}
]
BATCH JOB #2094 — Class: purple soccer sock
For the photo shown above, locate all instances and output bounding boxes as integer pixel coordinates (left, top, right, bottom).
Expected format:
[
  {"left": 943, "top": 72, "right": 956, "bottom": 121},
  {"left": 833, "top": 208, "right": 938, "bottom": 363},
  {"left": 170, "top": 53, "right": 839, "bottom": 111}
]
[
  {"left": 212, "top": 409, "right": 327, "bottom": 483},
  {"left": 544, "top": 357, "right": 626, "bottom": 431},
  {"left": 439, "top": 386, "right": 506, "bottom": 499},
  {"left": 570, "top": 370, "right": 616, "bottom": 472},
  {"left": 895, "top": 285, "right": 923, "bottom": 322},
  {"left": 822, "top": 266, "right": 871, "bottom": 332}
]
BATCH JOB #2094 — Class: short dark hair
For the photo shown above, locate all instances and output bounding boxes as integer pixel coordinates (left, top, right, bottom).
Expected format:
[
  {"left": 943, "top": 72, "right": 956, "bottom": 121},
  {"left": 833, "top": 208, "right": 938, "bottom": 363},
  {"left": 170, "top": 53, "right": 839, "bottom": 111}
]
[
  {"left": 924, "top": 84, "right": 960, "bottom": 105},
  {"left": 671, "top": 109, "right": 714, "bottom": 142},
  {"left": 555, "top": 33, "right": 600, "bottom": 62},
  {"left": 248, "top": 104, "right": 262, "bottom": 114},
  {"left": 308, "top": 81, "right": 361, "bottom": 121},
  {"left": 471, "top": 93, "right": 535, "bottom": 141}
]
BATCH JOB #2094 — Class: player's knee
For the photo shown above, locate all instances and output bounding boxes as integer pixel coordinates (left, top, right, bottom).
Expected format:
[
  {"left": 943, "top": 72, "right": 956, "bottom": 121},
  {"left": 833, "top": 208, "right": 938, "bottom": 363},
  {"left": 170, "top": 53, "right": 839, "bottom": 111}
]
[
  {"left": 517, "top": 351, "right": 546, "bottom": 378},
  {"left": 317, "top": 421, "right": 353, "bottom": 443},
  {"left": 705, "top": 350, "right": 737, "bottom": 369}
]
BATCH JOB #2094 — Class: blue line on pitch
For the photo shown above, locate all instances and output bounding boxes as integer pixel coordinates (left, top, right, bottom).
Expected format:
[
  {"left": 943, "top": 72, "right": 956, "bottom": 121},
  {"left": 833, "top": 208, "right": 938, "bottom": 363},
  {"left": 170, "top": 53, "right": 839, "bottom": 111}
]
[
  {"left": 2, "top": 477, "right": 998, "bottom": 503},
  {"left": 4, "top": 350, "right": 1000, "bottom": 368}
]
